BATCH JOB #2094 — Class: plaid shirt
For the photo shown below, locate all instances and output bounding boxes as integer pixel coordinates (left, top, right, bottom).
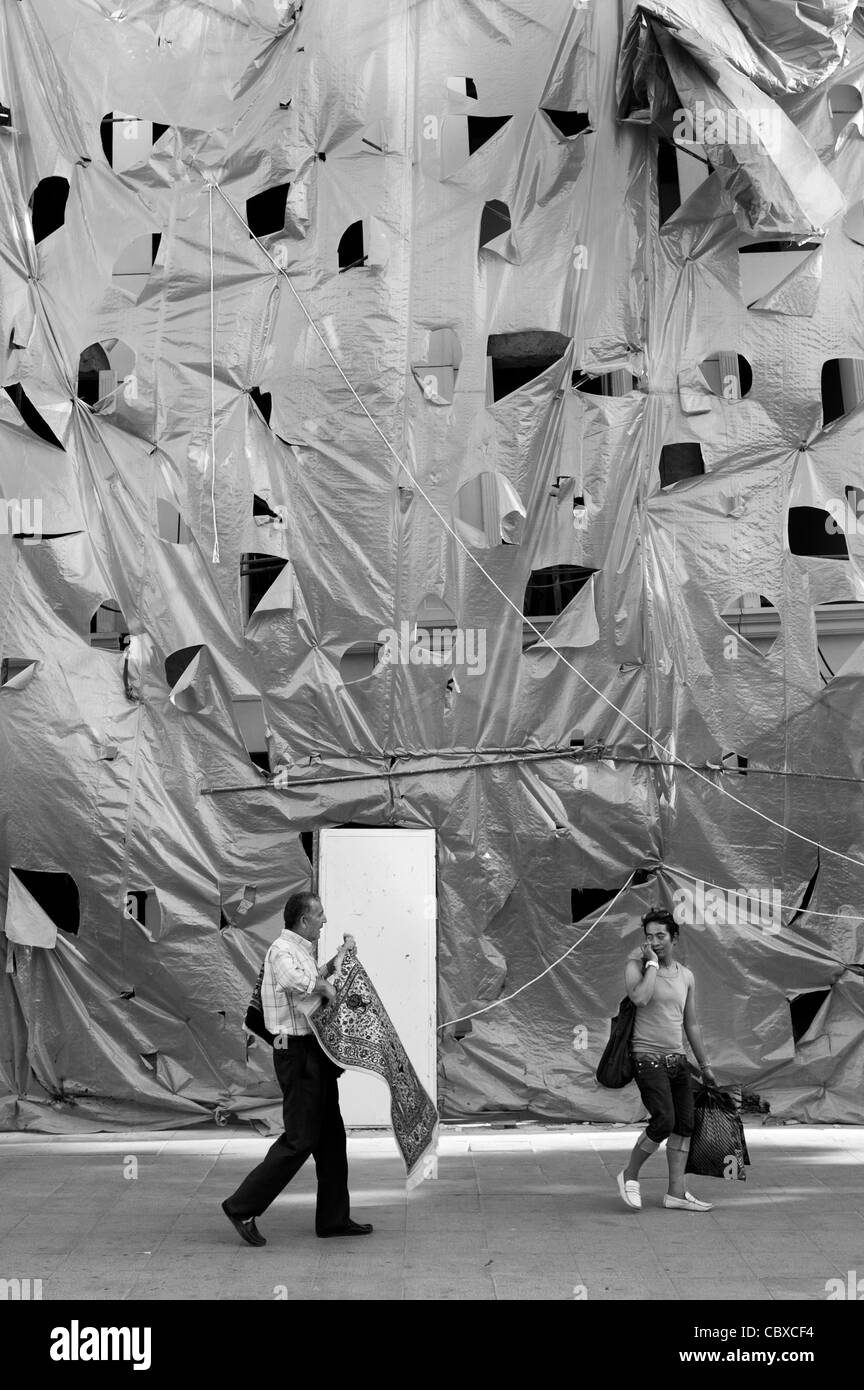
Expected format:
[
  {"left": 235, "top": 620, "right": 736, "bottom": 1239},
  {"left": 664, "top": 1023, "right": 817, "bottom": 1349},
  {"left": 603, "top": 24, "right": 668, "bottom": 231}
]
[{"left": 261, "top": 929, "right": 320, "bottom": 1037}]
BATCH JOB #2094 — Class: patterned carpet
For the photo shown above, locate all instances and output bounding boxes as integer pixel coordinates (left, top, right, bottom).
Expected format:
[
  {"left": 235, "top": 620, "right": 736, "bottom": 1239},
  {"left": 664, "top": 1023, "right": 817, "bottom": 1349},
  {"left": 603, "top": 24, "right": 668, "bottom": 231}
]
[{"left": 311, "top": 947, "right": 439, "bottom": 1186}]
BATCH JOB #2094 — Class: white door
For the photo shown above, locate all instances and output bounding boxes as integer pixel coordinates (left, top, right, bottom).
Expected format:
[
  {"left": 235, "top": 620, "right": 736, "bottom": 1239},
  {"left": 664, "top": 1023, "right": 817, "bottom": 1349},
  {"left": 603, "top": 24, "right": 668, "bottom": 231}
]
[{"left": 318, "top": 828, "right": 436, "bottom": 1127}]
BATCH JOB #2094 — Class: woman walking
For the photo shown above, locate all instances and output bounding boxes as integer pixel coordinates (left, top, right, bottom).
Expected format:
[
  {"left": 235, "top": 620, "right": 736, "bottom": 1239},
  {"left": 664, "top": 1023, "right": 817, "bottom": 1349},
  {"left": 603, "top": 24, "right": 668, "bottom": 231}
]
[{"left": 616, "top": 908, "right": 717, "bottom": 1212}]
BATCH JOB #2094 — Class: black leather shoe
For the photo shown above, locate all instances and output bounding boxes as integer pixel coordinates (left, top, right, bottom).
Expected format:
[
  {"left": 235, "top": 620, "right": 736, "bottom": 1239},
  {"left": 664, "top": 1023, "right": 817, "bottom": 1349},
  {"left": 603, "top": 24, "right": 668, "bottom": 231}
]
[
  {"left": 222, "top": 1199, "right": 266, "bottom": 1246},
  {"left": 317, "top": 1219, "right": 373, "bottom": 1238}
]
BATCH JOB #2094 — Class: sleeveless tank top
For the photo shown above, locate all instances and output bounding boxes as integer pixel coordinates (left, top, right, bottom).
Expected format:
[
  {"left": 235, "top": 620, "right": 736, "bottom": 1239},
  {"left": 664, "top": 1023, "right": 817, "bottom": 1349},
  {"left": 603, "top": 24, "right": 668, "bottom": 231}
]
[{"left": 630, "top": 961, "right": 692, "bottom": 1052}]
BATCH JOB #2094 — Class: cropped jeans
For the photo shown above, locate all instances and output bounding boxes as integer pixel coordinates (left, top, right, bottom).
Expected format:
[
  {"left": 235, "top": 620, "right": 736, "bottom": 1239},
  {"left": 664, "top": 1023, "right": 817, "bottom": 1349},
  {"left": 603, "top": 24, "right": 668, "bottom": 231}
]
[{"left": 632, "top": 1050, "right": 694, "bottom": 1144}]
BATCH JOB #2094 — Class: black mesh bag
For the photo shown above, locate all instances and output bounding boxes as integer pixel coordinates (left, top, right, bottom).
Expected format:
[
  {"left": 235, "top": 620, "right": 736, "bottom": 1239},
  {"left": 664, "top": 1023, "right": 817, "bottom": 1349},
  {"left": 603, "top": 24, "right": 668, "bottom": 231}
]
[{"left": 686, "top": 1084, "right": 751, "bottom": 1181}]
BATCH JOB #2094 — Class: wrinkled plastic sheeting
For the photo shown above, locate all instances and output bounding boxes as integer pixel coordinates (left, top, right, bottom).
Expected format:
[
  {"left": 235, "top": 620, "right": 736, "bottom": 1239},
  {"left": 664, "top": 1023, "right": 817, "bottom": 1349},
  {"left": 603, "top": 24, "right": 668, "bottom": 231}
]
[
  {"left": 0, "top": 0, "right": 863, "bottom": 1132},
  {"left": 724, "top": 0, "right": 856, "bottom": 92},
  {"left": 618, "top": 0, "right": 847, "bottom": 237}
]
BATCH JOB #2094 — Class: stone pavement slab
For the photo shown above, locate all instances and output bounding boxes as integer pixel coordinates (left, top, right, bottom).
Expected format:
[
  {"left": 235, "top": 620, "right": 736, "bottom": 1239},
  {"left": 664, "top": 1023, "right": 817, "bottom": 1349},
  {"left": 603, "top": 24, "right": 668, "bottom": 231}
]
[{"left": 0, "top": 1124, "right": 862, "bottom": 1300}]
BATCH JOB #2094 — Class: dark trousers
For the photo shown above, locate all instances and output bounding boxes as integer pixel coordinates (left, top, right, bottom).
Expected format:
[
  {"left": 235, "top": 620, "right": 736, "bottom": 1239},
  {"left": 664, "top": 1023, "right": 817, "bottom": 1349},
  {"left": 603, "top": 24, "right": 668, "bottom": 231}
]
[
  {"left": 225, "top": 1036, "right": 350, "bottom": 1232},
  {"left": 632, "top": 1051, "right": 695, "bottom": 1144}
]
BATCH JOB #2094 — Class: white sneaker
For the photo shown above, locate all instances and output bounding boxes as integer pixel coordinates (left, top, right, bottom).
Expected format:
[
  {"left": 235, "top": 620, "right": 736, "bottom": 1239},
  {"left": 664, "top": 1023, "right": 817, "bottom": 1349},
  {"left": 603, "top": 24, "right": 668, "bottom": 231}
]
[
  {"left": 616, "top": 1170, "right": 642, "bottom": 1210},
  {"left": 663, "top": 1191, "right": 714, "bottom": 1211}
]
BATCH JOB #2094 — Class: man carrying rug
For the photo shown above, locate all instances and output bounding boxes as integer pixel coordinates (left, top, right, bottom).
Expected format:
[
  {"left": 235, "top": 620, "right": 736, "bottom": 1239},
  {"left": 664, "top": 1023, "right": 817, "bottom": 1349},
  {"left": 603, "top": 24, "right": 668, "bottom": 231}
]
[{"left": 221, "top": 891, "right": 373, "bottom": 1246}]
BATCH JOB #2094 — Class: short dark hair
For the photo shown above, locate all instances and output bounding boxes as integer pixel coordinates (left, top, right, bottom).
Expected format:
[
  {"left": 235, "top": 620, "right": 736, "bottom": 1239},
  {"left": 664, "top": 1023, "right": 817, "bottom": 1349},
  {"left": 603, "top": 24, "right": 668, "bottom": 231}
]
[
  {"left": 283, "top": 891, "right": 319, "bottom": 932},
  {"left": 641, "top": 908, "right": 679, "bottom": 940}
]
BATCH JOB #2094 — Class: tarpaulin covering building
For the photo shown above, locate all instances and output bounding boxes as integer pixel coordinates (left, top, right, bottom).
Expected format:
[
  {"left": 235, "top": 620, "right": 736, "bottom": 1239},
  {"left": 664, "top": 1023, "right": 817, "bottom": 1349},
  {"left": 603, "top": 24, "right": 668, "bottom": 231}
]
[{"left": 2, "top": 0, "right": 864, "bottom": 1132}]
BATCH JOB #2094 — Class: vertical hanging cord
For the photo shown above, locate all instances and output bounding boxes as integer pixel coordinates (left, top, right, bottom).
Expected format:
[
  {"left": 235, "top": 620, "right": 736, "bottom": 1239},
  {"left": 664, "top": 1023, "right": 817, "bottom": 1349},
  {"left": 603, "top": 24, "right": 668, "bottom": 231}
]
[{"left": 208, "top": 181, "right": 220, "bottom": 564}]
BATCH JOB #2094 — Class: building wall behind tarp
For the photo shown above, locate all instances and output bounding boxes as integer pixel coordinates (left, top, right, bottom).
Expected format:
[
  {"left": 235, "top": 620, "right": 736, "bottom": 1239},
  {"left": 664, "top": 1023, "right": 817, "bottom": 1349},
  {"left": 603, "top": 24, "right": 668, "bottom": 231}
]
[{"left": 1, "top": 0, "right": 863, "bottom": 1131}]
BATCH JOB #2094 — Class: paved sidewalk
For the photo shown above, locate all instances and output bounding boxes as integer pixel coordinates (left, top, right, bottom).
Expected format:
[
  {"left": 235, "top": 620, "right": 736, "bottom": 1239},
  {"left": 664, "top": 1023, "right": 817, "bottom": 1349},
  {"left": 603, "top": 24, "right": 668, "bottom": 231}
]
[{"left": 0, "top": 1124, "right": 862, "bottom": 1300}]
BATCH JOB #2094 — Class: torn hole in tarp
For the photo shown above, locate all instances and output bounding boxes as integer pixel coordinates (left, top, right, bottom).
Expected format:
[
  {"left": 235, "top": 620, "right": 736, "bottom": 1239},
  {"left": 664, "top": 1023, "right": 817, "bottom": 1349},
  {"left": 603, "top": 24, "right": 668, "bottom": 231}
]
[
  {"left": 788, "top": 448, "right": 853, "bottom": 559},
  {"left": 241, "top": 553, "right": 290, "bottom": 620},
  {"left": 232, "top": 697, "right": 271, "bottom": 773},
  {"left": 447, "top": 77, "right": 478, "bottom": 100},
  {"left": 164, "top": 645, "right": 209, "bottom": 712},
  {"left": 523, "top": 565, "right": 595, "bottom": 621},
  {"left": 387, "top": 613, "right": 455, "bottom": 670},
  {"left": 821, "top": 358, "right": 864, "bottom": 428},
  {"left": 523, "top": 572, "right": 599, "bottom": 672},
  {"left": 719, "top": 594, "right": 780, "bottom": 658},
  {"left": 827, "top": 83, "right": 862, "bottom": 141},
  {"left": 338, "top": 219, "right": 365, "bottom": 270},
  {"left": 156, "top": 498, "right": 193, "bottom": 544},
  {"left": 412, "top": 327, "right": 461, "bottom": 405},
  {"left": 89, "top": 601, "right": 131, "bottom": 652},
  {"left": 468, "top": 114, "right": 511, "bottom": 152},
  {"left": 552, "top": 479, "right": 590, "bottom": 533},
  {"left": 486, "top": 330, "right": 571, "bottom": 402},
  {"left": 571, "top": 887, "right": 621, "bottom": 924},
  {"left": 719, "top": 752, "right": 748, "bottom": 776},
  {"left": 814, "top": 601, "right": 864, "bottom": 686},
  {"left": 440, "top": 114, "right": 512, "bottom": 177},
  {"left": 123, "top": 888, "right": 161, "bottom": 942},
  {"left": 29, "top": 177, "right": 69, "bottom": 244},
  {"left": 478, "top": 199, "right": 518, "bottom": 263},
  {"left": 337, "top": 217, "right": 388, "bottom": 271},
  {"left": 246, "top": 183, "right": 290, "bottom": 238},
  {"left": 698, "top": 353, "right": 752, "bottom": 401},
  {"left": 3, "top": 385, "right": 65, "bottom": 448},
  {"left": 657, "top": 136, "right": 684, "bottom": 226},
  {"left": 11, "top": 528, "right": 81, "bottom": 543},
  {"left": 789, "top": 988, "right": 832, "bottom": 1046},
  {"left": 784, "top": 852, "right": 819, "bottom": 933},
  {"left": 453, "top": 472, "right": 526, "bottom": 548},
  {"left": 573, "top": 368, "right": 639, "bottom": 396},
  {"left": 76, "top": 339, "right": 136, "bottom": 412},
  {"left": 788, "top": 507, "right": 848, "bottom": 560},
  {"left": 401, "top": 600, "right": 467, "bottom": 675},
  {"left": 250, "top": 388, "right": 272, "bottom": 426},
  {"left": 738, "top": 240, "right": 822, "bottom": 315},
  {"left": 100, "top": 113, "right": 169, "bottom": 170},
  {"left": 112, "top": 232, "right": 162, "bottom": 300},
  {"left": 7, "top": 868, "right": 79, "bottom": 941},
  {"left": 657, "top": 136, "right": 714, "bottom": 228},
  {"left": 658, "top": 442, "right": 705, "bottom": 488},
  {"left": 0, "top": 658, "right": 40, "bottom": 690},
  {"left": 219, "top": 884, "right": 257, "bottom": 928},
  {"left": 540, "top": 108, "right": 591, "bottom": 139},
  {"left": 252, "top": 493, "right": 287, "bottom": 530},
  {"left": 340, "top": 640, "right": 385, "bottom": 685},
  {"left": 415, "top": 592, "right": 457, "bottom": 629},
  {"left": 631, "top": 867, "right": 656, "bottom": 887}
]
